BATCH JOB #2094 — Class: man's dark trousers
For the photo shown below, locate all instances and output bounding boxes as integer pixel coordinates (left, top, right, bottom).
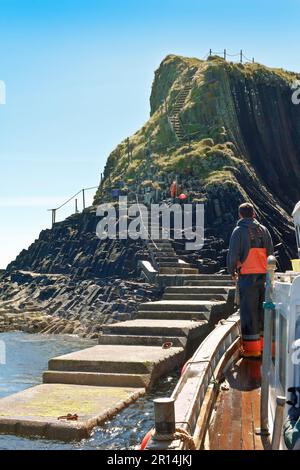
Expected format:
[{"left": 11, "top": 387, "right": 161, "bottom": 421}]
[{"left": 238, "top": 273, "right": 266, "bottom": 345}]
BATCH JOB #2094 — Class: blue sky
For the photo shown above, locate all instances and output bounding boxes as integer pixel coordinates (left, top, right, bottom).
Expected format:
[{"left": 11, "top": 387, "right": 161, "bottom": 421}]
[{"left": 0, "top": 0, "right": 299, "bottom": 268}]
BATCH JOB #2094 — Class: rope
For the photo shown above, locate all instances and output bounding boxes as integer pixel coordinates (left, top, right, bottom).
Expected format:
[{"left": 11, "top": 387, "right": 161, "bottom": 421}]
[
  {"left": 243, "top": 53, "right": 254, "bottom": 63},
  {"left": 153, "top": 427, "right": 196, "bottom": 450}
]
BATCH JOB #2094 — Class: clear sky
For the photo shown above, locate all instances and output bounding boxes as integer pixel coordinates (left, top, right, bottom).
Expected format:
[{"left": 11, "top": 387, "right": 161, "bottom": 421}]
[{"left": 0, "top": 0, "right": 299, "bottom": 268}]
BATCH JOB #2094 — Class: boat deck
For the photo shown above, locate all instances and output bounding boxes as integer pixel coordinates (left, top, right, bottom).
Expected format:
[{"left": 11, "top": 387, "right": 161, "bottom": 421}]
[{"left": 206, "top": 357, "right": 270, "bottom": 450}]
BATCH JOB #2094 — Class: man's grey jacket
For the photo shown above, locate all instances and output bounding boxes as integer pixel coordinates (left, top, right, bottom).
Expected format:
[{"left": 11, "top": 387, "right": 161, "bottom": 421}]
[{"left": 227, "top": 218, "right": 274, "bottom": 276}]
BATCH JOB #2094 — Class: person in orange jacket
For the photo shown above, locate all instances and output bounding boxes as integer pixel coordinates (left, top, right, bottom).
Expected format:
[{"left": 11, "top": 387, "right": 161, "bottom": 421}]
[
  {"left": 170, "top": 180, "right": 177, "bottom": 201},
  {"left": 227, "top": 203, "right": 274, "bottom": 357}
]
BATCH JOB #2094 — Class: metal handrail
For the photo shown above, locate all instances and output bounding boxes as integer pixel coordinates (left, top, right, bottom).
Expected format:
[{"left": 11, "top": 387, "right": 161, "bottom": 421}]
[
  {"left": 260, "top": 255, "right": 277, "bottom": 434},
  {"left": 47, "top": 185, "right": 98, "bottom": 226}
]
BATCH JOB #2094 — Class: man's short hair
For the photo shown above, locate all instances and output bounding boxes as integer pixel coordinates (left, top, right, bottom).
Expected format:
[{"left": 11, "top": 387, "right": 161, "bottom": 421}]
[{"left": 239, "top": 202, "right": 254, "bottom": 218}]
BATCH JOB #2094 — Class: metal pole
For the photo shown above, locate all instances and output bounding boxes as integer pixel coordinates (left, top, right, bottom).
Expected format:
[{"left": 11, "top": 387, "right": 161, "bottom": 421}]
[
  {"left": 259, "top": 255, "right": 277, "bottom": 435},
  {"left": 82, "top": 189, "right": 86, "bottom": 210},
  {"left": 209, "top": 48, "right": 212, "bottom": 56},
  {"left": 52, "top": 209, "right": 56, "bottom": 227},
  {"left": 75, "top": 198, "right": 78, "bottom": 213},
  {"left": 224, "top": 49, "right": 227, "bottom": 60},
  {"left": 154, "top": 398, "right": 176, "bottom": 436},
  {"left": 240, "top": 50, "right": 243, "bottom": 63},
  {"left": 271, "top": 396, "right": 286, "bottom": 449}
]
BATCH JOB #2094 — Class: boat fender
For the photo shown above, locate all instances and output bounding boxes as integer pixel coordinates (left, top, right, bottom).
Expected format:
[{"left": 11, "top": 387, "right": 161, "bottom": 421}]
[{"left": 140, "top": 428, "right": 154, "bottom": 450}]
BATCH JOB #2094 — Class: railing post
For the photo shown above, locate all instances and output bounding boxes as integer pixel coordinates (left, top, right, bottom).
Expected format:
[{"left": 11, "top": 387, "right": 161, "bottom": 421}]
[
  {"left": 271, "top": 396, "right": 286, "bottom": 449},
  {"left": 154, "top": 398, "right": 175, "bottom": 436},
  {"left": 52, "top": 209, "right": 56, "bottom": 227},
  {"left": 259, "top": 255, "right": 277, "bottom": 435},
  {"left": 82, "top": 189, "right": 86, "bottom": 210}
]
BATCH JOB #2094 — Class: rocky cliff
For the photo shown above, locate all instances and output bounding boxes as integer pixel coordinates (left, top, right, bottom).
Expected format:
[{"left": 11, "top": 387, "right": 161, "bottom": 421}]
[
  {"left": 3, "top": 54, "right": 300, "bottom": 298},
  {"left": 97, "top": 55, "right": 300, "bottom": 269}
]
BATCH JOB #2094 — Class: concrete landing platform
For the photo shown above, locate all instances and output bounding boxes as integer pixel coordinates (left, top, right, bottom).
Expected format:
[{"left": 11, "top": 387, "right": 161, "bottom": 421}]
[{"left": 0, "top": 383, "right": 144, "bottom": 441}]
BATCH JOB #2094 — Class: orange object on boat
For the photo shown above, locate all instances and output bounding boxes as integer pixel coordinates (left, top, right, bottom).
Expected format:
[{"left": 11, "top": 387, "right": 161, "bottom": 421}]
[
  {"left": 140, "top": 428, "right": 154, "bottom": 450},
  {"left": 240, "top": 247, "right": 267, "bottom": 274}
]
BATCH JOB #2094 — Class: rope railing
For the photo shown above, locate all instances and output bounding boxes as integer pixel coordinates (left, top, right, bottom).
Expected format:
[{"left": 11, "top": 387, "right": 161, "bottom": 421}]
[
  {"left": 203, "top": 49, "right": 255, "bottom": 63},
  {"left": 48, "top": 185, "right": 98, "bottom": 227}
]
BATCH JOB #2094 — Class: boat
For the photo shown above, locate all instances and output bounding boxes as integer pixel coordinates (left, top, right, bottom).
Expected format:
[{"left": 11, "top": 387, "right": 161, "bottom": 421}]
[{"left": 143, "top": 202, "right": 300, "bottom": 451}]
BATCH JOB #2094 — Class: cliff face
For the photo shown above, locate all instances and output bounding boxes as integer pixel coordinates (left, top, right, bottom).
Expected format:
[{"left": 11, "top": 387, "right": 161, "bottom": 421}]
[
  {"left": 7, "top": 208, "right": 146, "bottom": 278},
  {"left": 7, "top": 54, "right": 300, "bottom": 274}
]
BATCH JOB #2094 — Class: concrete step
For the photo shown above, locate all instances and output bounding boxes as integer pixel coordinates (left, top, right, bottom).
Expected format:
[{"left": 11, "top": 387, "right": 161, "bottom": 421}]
[
  {"left": 153, "top": 252, "right": 178, "bottom": 258},
  {"left": 98, "top": 334, "right": 187, "bottom": 348},
  {"left": 165, "top": 286, "right": 234, "bottom": 294},
  {"left": 103, "top": 319, "right": 207, "bottom": 340},
  {"left": 162, "top": 293, "right": 227, "bottom": 301},
  {"left": 183, "top": 274, "right": 232, "bottom": 281},
  {"left": 154, "top": 256, "right": 179, "bottom": 262},
  {"left": 156, "top": 274, "right": 234, "bottom": 287},
  {"left": 158, "top": 262, "right": 181, "bottom": 267},
  {"left": 151, "top": 251, "right": 178, "bottom": 262},
  {"left": 151, "top": 246, "right": 175, "bottom": 251},
  {"left": 43, "top": 371, "right": 150, "bottom": 388},
  {"left": 139, "top": 300, "right": 216, "bottom": 312},
  {"left": 149, "top": 242, "right": 172, "bottom": 248},
  {"left": 150, "top": 248, "right": 176, "bottom": 255},
  {"left": 185, "top": 280, "right": 234, "bottom": 286},
  {"left": 159, "top": 267, "right": 198, "bottom": 274},
  {"left": 136, "top": 310, "right": 210, "bottom": 321},
  {"left": 48, "top": 344, "right": 184, "bottom": 375}
]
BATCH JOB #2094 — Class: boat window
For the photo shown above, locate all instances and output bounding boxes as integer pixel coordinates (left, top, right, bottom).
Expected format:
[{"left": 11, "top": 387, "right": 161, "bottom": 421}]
[{"left": 279, "top": 315, "right": 287, "bottom": 390}]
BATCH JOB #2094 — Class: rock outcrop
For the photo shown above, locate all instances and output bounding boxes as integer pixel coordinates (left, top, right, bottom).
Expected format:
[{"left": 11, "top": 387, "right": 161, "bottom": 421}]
[
  {"left": 0, "top": 270, "right": 159, "bottom": 336},
  {"left": 95, "top": 55, "right": 300, "bottom": 269}
]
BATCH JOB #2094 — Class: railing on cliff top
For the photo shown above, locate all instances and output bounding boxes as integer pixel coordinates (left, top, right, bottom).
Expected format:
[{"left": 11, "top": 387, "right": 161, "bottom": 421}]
[{"left": 203, "top": 49, "right": 255, "bottom": 63}]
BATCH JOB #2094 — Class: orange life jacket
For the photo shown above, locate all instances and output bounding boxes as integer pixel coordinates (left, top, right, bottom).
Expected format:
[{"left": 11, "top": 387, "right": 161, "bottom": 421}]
[
  {"left": 170, "top": 182, "right": 177, "bottom": 198},
  {"left": 239, "top": 225, "right": 267, "bottom": 275}
]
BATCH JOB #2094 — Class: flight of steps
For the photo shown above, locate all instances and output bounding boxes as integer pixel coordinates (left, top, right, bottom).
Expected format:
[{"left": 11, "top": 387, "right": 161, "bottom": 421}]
[
  {"left": 168, "top": 83, "right": 193, "bottom": 142},
  {"left": 137, "top": 274, "right": 235, "bottom": 324},
  {"left": 148, "top": 239, "right": 198, "bottom": 275}
]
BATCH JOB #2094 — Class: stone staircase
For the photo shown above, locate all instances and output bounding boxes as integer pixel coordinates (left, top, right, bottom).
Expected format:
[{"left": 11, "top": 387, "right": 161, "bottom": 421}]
[
  {"left": 0, "top": 210, "right": 236, "bottom": 441},
  {"left": 168, "top": 83, "right": 193, "bottom": 142},
  {"left": 149, "top": 239, "right": 198, "bottom": 275}
]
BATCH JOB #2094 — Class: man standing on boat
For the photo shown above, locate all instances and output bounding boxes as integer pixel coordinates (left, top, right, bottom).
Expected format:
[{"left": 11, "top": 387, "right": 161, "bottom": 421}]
[{"left": 227, "top": 203, "right": 274, "bottom": 358}]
